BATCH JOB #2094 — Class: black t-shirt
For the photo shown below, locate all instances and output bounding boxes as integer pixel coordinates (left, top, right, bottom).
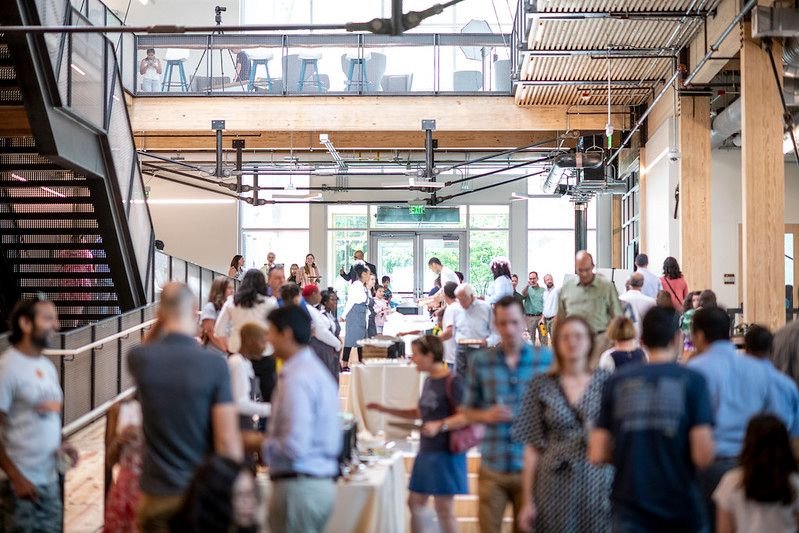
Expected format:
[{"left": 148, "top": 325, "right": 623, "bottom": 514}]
[
  {"left": 596, "top": 363, "right": 714, "bottom": 532},
  {"left": 419, "top": 374, "right": 463, "bottom": 453},
  {"left": 235, "top": 51, "right": 251, "bottom": 81},
  {"left": 609, "top": 347, "right": 647, "bottom": 370}
]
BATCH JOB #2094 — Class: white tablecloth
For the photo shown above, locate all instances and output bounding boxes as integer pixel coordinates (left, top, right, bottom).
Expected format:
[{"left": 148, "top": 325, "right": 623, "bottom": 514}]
[
  {"left": 347, "top": 360, "right": 424, "bottom": 440},
  {"left": 257, "top": 452, "right": 408, "bottom": 533}
]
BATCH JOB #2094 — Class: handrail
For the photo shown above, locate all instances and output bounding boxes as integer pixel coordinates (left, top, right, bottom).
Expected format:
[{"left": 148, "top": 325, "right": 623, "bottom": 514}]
[
  {"left": 44, "top": 319, "right": 157, "bottom": 357},
  {"left": 62, "top": 388, "right": 136, "bottom": 438}
]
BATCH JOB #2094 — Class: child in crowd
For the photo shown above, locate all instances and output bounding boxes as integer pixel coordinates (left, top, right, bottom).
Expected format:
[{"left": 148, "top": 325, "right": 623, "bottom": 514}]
[
  {"left": 104, "top": 398, "right": 142, "bottom": 533},
  {"left": 714, "top": 415, "right": 799, "bottom": 533},
  {"left": 373, "top": 285, "right": 390, "bottom": 334},
  {"left": 381, "top": 276, "right": 396, "bottom": 308}
]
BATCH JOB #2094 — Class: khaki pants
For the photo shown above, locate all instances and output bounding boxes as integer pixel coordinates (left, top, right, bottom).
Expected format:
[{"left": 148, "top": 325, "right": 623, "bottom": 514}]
[
  {"left": 269, "top": 477, "right": 336, "bottom": 533},
  {"left": 477, "top": 466, "right": 524, "bottom": 533},
  {"left": 137, "top": 492, "right": 184, "bottom": 533},
  {"left": 524, "top": 315, "right": 546, "bottom": 346},
  {"left": 544, "top": 317, "right": 555, "bottom": 346}
]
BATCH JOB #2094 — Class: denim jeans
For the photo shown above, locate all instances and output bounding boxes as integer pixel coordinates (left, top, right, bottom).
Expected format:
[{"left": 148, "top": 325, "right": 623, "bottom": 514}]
[{"left": 0, "top": 480, "right": 62, "bottom": 533}]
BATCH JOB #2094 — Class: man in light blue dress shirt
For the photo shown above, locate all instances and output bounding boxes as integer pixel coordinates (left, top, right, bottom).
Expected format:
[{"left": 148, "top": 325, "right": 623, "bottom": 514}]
[
  {"left": 453, "top": 283, "right": 498, "bottom": 376},
  {"left": 743, "top": 325, "right": 799, "bottom": 437},
  {"left": 687, "top": 306, "right": 772, "bottom": 531},
  {"left": 634, "top": 253, "right": 662, "bottom": 299},
  {"left": 263, "top": 306, "right": 341, "bottom": 533}
]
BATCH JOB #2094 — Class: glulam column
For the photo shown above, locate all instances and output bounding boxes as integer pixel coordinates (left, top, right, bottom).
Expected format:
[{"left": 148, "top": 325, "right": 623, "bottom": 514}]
[
  {"left": 678, "top": 95, "right": 712, "bottom": 292},
  {"left": 741, "top": 23, "right": 785, "bottom": 329}
]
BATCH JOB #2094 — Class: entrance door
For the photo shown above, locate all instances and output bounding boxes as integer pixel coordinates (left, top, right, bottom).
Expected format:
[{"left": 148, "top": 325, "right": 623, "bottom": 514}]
[{"left": 371, "top": 232, "right": 466, "bottom": 302}]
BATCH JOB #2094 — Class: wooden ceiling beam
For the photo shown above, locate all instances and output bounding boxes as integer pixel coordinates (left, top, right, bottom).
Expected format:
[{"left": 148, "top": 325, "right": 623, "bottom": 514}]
[
  {"left": 128, "top": 95, "right": 630, "bottom": 133},
  {"left": 132, "top": 130, "right": 577, "bottom": 151}
]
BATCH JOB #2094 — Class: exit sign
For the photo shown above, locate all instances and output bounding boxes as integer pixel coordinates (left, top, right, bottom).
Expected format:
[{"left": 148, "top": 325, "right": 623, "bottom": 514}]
[{"left": 409, "top": 205, "right": 426, "bottom": 215}]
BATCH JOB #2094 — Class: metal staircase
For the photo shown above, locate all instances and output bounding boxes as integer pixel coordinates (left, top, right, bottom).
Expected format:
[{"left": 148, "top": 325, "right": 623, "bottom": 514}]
[{"left": 0, "top": 1, "right": 155, "bottom": 332}]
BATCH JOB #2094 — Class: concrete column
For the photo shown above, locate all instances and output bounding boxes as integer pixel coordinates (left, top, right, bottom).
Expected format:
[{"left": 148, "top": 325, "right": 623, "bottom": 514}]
[
  {"left": 509, "top": 197, "right": 528, "bottom": 278},
  {"left": 575, "top": 203, "right": 588, "bottom": 253},
  {"left": 596, "top": 195, "right": 613, "bottom": 268},
  {"left": 741, "top": 23, "right": 785, "bottom": 329}
]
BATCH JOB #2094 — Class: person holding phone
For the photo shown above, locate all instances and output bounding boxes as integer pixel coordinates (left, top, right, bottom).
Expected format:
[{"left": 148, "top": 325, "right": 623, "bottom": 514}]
[{"left": 139, "top": 48, "right": 162, "bottom": 92}]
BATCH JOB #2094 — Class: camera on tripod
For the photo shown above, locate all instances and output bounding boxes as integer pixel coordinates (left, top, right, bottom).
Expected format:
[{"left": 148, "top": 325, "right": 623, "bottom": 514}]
[{"left": 214, "top": 5, "right": 226, "bottom": 25}]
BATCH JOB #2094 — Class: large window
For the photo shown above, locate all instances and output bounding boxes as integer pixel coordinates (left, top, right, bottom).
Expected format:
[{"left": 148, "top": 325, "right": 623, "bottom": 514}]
[
  {"left": 469, "top": 205, "right": 509, "bottom": 295},
  {"left": 527, "top": 195, "right": 596, "bottom": 286},
  {"left": 327, "top": 205, "right": 369, "bottom": 313},
  {"left": 240, "top": 175, "right": 310, "bottom": 270},
  {"left": 621, "top": 168, "right": 640, "bottom": 270}
]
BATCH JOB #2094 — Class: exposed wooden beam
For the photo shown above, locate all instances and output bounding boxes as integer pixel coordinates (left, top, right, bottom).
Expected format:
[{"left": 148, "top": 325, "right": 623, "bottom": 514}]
[
  {"left": 687, "top": 0, "right": 742, "bottom": 85},
  {"left": 741, "top": 23, "right": 784, "bottom": 329},
  {"left": 128, "top": 96, "right": 630, "bottom": 133},
  {"left": 0, "top": 106, "right": 31, "bottom": 135},
  {"left": 133, "top": 130, "right": 574, "bottom": 151}
]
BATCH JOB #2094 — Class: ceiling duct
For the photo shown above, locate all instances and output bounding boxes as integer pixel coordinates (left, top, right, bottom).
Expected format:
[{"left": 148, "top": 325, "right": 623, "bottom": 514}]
[
  {"left": 752, "top": 6, "right": 799, "bottom": 39},
  {"left": 710, "top": 98, "right": 741, "bottom": 149},
  {"left": 541, "top": 150, "right": 604, "bottom": 194},
  {"left": 785, "top": 38, "right": 799, "bottom": 78}
]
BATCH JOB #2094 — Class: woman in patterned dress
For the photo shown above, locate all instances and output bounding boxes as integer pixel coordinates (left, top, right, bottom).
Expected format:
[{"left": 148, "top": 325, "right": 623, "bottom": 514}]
[{"left": 514, "top": 315, "right": 613, "bottom": 533}]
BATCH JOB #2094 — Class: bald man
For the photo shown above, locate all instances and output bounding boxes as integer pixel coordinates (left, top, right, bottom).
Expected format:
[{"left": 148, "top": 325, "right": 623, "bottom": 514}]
[
  {"left": 556, "top": 251, "right": 623, "bottom": 365},
  {"left": 619, "top": 272, "right": 657, "bottom": 336},
  {"left": 129, "top": 282, "right": 242, "bottom": 530}
]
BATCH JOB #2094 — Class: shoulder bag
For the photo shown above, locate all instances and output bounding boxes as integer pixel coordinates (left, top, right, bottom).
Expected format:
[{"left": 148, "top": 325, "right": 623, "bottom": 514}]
[{"left": 444, "top": 374, "right": 485, "bottom": 454}]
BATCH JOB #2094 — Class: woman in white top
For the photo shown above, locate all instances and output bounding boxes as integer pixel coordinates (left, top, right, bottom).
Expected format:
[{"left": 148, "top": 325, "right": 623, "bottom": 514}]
[
  {"left": 227, "top": 322, "right": 271, "bottom": 430},
  {"left": 199, "top": 276, "right": 233, "bottom": 352},
  {"left": 300, "top": 253, "right": 321, "bottom": 288},
  {"left": 139, "top": 48, "right": 162, "bottom": 92},
  {"left": 341, "top": 263, "right": 370, "bottom": 370},
  {"left": 214, "top": 269, "right": 277, "bottom": 354},
  {"left": 227, "top": 254, "right": 245, "bottom": 281},
  {"left": 714, "top": 414, "right": 799, "bottom": 533},
  {"left": 486, "top": 257, "right": 514, "bottom": 305}
]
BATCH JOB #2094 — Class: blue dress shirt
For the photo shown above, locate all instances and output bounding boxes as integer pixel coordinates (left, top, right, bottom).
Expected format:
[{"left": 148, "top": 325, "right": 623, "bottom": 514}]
[
  {"left": 753, "top": 358, "right": 799, "bottom": 437},
  {"left": 264, "top": 347, "right": 341, "bottom": 477},
  {"left": 687, "top": 341, "right": 772, "bottom": 458}
]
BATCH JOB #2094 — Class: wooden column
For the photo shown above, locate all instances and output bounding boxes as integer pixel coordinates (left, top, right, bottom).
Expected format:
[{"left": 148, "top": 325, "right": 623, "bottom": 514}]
[
  {"left": 678, "top": 95, "right": 712, "bottom": 291},
  {"left": 741, "top": 24, "right": 785, "bottom": 329}
]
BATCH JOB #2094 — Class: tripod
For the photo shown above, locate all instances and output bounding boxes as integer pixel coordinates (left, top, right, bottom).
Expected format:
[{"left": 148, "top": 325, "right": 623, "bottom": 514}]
[{"left": 187, "top": 6, "right": 247, "bottom": 93}]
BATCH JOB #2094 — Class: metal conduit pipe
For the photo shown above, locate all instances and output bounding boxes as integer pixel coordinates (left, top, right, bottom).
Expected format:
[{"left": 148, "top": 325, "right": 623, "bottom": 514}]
[
  {"left": 710, "top": 97, "right": 741, "bottom": 149},
  {"left": 784, "top": 38, "right": 799, "bottom": 78},
  {"left": 609, "top": 0, "right": 759, "bottom": 165}
]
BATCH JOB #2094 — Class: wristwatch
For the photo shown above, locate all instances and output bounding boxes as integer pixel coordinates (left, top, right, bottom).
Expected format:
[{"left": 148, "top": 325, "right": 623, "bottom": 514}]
[{"left": 440, "top": 422, "right": 449, "bottom": 433}]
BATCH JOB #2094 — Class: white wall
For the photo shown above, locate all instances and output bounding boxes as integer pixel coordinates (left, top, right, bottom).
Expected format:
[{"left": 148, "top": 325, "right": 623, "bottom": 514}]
[
  {"left": 146, "top": 178, "right": 238, "bottom": 274},
  {"left": 710, "top": 150, "right": 799, "bottom": 307},
  {"left": 642, "top": 118, "right": 680, "bottom": 271}
]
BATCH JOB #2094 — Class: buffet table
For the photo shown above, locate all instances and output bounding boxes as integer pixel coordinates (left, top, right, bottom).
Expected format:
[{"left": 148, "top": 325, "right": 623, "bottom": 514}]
[
  {"left": 347, "top": 360, "right": 424, "bottom": 440},
  {"left": 257, "top": 452, "right": 408, "bottom": 533}
]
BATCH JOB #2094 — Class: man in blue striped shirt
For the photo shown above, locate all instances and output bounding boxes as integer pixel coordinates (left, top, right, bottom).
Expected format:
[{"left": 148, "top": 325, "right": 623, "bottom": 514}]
[{"left": 463, "top": 296, "right": 553, "bottom": 533}]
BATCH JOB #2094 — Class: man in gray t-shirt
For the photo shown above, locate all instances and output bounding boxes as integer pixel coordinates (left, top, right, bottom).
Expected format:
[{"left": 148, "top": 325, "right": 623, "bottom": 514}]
[
  {"left": 129, "top": 283, "right": 242, "bottom": 530},
  {"left": 0, "top": 298, "right": 78, "bottom": 531}
]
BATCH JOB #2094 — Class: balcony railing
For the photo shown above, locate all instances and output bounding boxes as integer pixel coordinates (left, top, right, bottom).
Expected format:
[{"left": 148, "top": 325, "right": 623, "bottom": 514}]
[{"left": 131, "top": 32, "right": 512, "bottom": 95}]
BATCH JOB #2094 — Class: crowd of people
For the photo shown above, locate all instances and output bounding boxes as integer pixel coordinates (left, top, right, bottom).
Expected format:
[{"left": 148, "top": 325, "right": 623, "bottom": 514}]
[{"left": 3, "top": 246, "right": 799, "bottom": 533}]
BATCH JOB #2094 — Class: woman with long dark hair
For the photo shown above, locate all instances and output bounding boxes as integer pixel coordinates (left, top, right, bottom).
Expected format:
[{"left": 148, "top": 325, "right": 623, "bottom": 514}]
[
  {"left": 487, "top": 257, "right": 514, "bottom": 305},
  {"left": 214, "top": 269, "right": 276, "bottom": 354},
  {"left": 300, "top": 253, "right": 321, "bottom": 288},
  {"left": 714, "top": 414, "right": 799, "bottom": 533},
  {"left": 199, "top": 276, "right": 234, "bottom": 352},
  {"left": 515, "top": 315, "right": 612, "bottom": 532},
  {"left": 660, "top": 256, "right": 688, "bottom": 310},
  {"left": 228, "top": 254, "right": 245, "bottom": 281},
  {"left": 287, "top": 263, "right": 300, "bottom": 284},
  {"left": 341, "top": 264, "right": 370, "bottom": 371}
]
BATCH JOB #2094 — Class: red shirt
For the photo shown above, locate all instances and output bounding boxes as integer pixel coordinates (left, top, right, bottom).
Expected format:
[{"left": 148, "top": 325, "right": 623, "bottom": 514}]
[{"left": 660, "top": 276, "right": 688, "bottom": 309}]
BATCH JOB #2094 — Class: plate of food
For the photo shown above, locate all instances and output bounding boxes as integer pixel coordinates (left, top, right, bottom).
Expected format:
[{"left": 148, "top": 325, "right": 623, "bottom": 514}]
[{"left": 457, "top": 338, "right": 485, "bottom": 346}]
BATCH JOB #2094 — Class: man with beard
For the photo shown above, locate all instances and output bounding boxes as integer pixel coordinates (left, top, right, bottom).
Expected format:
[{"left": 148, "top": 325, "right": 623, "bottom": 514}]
[{"left": 0, "top": 298, "right": 78, "bottom": 530}]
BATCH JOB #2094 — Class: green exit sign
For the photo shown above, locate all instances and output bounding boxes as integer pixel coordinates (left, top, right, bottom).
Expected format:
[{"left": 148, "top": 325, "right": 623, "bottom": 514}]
[{"left": 408, "top": 205, "right": 426, "bottom": 215}]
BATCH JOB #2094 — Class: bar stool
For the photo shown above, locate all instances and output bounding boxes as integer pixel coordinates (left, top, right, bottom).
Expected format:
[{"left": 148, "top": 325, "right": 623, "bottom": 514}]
[
  {"left": 161, "top": 48, "right": 190, "bottom": 92},
  {"left": 297, "top": 51, "right": 323, "bottom": 92},
  {"left": 248, "top": 48, "right": 274, "bottom": 92},
  {"left": 344, "top": 52, "right": 371, "bottom": 91}
]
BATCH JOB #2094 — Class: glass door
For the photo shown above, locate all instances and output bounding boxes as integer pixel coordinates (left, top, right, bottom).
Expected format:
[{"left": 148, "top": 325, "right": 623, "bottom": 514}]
[{"left": 371, "top": 232, "right": 466, "bottom": 303}]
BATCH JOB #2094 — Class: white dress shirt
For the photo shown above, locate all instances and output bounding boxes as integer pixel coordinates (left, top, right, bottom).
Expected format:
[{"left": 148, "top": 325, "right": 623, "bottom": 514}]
[
  {"left": 214, "top": 294, "right": 278, "bottom": 354},
  {"left": 542, "top": 286, "right": 560, "bottom": 318},
  {"left": 619, "top": 289, "right": 657, "bottom": 335},
  {"left": 439, "top": 266, "right": 460, "bottom": 286},
  {"left": 306, "top": 303, "right": 341, "bottom": 350},
  {"left": 227, "top": 354, "right": 271, "bottom": 417},
  {"left": 637, "top": 267, "right": 662, "bottom": 299}
]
